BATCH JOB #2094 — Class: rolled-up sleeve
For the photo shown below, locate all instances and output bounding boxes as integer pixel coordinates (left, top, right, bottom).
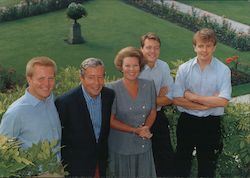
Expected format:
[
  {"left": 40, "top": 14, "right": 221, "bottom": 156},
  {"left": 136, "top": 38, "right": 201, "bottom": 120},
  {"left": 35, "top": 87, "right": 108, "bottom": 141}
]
[{"left": 218, "top": 67, "right": 232, "bottom": 100}]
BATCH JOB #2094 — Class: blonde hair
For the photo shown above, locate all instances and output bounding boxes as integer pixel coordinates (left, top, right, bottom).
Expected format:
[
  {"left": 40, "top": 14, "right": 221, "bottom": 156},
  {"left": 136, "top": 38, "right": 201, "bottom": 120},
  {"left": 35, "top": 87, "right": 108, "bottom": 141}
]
[
  {"left": 193, "top": 28, "right": 217, "bottom": 46},
  {"left": 114, "top": 46, "right": 145, "bottom": 72},
  {"left": 26, "top": 56, "right": 57, "bottom": 77}
]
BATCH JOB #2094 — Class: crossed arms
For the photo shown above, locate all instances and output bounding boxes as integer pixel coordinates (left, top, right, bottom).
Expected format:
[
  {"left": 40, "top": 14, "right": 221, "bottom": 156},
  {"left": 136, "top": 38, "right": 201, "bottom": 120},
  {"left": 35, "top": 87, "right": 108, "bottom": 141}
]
[{"left": 173, "top": 90, "right": 229, "bottom": 110}]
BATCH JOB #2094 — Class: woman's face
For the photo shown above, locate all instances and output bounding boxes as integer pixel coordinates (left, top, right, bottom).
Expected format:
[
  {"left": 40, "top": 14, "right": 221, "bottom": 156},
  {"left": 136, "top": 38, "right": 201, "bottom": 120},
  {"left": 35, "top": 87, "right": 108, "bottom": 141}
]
[{"left": 122, "top": 56, "right": 140, "bottom": 81}]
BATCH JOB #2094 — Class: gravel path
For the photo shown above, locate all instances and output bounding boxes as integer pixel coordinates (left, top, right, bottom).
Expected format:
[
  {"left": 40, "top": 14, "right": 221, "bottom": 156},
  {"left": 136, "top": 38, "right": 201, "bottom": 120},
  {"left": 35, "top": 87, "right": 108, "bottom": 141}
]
[
  {"left": 230, "top": 94, "right": 250, "bottom": 104},
  {"left": 153, "top": 0, "right": 250, "bottom": 34}
]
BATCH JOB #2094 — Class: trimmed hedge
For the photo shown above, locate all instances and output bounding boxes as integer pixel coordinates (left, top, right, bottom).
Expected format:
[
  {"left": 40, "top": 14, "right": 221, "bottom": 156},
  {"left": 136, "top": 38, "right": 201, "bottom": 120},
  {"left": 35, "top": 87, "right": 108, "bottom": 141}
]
[
  {"left": 123, "top": 0, "right": 250, "bottom": 51},
  {"left": 0, "top": 0, "right": 90, "bottom": 22}
]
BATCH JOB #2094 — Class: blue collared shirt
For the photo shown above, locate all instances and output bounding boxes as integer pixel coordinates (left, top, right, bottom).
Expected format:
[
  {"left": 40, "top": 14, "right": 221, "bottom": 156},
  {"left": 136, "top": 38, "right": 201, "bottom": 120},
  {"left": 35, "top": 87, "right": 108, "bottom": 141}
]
[
  {"left": 82, "top": 85, "right": 102, "bottom": 143},
  {"left": 0, "top": 89, "right": 61, "bottom": 149},
  {"left": 139, "top": 59, "right": 174, "bottom": 111},
  {"left": 173, "top": 56, "right": 232, "bottom": 117}
]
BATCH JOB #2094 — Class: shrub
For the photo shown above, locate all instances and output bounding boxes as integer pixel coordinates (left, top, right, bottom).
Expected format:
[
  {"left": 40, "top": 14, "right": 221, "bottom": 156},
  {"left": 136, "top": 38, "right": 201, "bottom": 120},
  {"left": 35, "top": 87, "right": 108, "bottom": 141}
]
[
  {"left": 54, "top": 66, "right": 80, "bottom": 97},
  {"left": 0, "top": 65, "right": 24, "bottom": 92},
  {"left": 66, "top": 2, "right": 87, "bottom": 22},
  {"left": 0, "top": 135, "right": 64, "bottom": 177},
  {"left": 0, "top": 86, "right": 26, "bottom": 120},
  {"left": 124, "top": 0, "right": 250, "bottom": 51},
  {"left": 0, "top": 0, "right": 90, "bottom": 22},
  {"left": 218, "top": 104, "right": 250, "bottom": 177}
]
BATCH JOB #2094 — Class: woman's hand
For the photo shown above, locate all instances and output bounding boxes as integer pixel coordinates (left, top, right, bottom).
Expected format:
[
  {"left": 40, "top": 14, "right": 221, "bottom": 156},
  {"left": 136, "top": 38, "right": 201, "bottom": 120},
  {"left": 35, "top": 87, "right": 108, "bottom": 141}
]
[{"left": 134, "top": 126, "right": 153, "bottom": 139}]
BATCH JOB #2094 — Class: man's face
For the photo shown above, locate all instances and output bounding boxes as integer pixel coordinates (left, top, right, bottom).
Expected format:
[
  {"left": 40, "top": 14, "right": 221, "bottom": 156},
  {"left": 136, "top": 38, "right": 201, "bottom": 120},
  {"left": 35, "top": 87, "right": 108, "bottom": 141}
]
[
  {"left": 80, "top": 66, "right": 105, "bottom": 98},
  {"left": 193, "top": 38, "right": 216, "bottom": 62},
  {"left": 141, "top": 38, "right": 160, "bottom": 65},
  {"left": 27, "top": 65, "right": 55, "bottom": 100}
]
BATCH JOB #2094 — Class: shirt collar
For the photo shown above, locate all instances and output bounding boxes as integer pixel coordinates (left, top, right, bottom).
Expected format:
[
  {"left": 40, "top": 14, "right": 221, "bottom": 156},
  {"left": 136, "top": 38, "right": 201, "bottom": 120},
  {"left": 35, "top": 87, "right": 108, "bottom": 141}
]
[
  {"left": 144, "top": 59, "right": 159, "bottom": 70},
  {"left": 191, "top": 56, "right": 216, "bottom": 68},
  {"left": 81, "top": 85, "right": 101, "bottom": 103},
  {"left": 24, "top": 89, "right": 53, "bottom": 107}
]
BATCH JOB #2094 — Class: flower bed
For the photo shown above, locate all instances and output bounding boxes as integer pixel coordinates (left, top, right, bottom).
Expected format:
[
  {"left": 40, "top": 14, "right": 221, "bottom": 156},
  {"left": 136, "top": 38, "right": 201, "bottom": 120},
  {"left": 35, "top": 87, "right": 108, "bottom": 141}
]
[
  {"left": 231, "top": 69, "right": 250, "bottom": 86},
  {"left": 225, "top": 56, "right": 250, "bottom": 86}
]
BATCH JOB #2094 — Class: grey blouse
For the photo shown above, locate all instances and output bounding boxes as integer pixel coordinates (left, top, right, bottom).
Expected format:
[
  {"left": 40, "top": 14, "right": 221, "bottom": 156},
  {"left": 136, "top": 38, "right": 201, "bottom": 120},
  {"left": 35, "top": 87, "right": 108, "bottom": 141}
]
[{"left": 106, "top": 79, "right": 156, "bottom": 155}]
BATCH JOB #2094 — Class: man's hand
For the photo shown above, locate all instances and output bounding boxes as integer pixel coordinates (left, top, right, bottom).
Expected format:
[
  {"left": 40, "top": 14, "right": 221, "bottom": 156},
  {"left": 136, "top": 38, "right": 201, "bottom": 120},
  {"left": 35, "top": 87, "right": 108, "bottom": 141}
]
[
  {"left": 184, "top": 90, "right": 197, "bottom": 102},
  {"left": 158, "top": 86, "right": 168, "bottom": 97}
]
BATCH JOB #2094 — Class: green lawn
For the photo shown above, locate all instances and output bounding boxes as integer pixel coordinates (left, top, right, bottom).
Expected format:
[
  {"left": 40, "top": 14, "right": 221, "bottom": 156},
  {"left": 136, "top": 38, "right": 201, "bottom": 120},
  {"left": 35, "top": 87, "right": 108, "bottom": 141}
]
[
  {"left": 0, "top": 0, "right": 250, "bottom": 95},
  {"left": 178, "top": 0, "right": 250, "bottom": 25}
]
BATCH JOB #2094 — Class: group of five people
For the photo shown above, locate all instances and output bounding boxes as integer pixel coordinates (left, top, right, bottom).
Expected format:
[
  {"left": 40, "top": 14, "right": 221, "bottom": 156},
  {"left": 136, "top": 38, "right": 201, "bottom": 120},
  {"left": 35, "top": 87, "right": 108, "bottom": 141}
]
[{"left": 0, "top": 28, "right": 232, "bottom": 178}]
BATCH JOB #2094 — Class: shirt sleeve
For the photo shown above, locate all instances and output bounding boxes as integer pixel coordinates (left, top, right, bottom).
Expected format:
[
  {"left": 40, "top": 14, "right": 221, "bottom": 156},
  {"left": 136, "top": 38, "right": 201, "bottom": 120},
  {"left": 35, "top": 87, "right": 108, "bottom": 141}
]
[
  {"left": 218, "top": 67, "right": 232, "bottom": 100},
  {"left": 150, "top": 80, "right": 157, "bottom": 109},
  {"left": 0, "top": 111, "right": 21, "bottom": 138},
  {"left": 162, "top": 63, "right": 174, "bottom": 100},
  {"left": 173, "top": 64, "right": 186, "bottom": 98}
]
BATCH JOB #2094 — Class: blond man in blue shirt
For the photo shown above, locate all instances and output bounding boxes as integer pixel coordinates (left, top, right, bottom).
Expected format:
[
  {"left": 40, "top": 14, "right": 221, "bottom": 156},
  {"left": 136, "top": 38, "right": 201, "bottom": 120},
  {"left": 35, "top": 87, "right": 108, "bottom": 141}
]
[
  {"left": 173, "top": 28, "right": 231, "bottom": 177},
  {"left": 0, "top": 57, "right": 61, "bottom": 151}
]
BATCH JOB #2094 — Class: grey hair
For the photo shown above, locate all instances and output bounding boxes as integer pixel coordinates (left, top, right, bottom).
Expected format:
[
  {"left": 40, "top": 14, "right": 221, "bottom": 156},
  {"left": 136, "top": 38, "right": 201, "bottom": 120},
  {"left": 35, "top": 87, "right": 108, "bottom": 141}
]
[{"left": 80, "top": 57, "right": 105, "bottom": 76}]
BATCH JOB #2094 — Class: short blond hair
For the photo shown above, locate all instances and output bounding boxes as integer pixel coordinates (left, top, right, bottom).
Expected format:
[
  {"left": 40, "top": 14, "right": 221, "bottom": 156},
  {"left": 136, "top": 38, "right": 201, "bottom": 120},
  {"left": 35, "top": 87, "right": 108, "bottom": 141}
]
[
  {"left": 26, "top": 56, "right": 57, "bottom": 77},
  {"left": 193, "top": 28, "right": 217, "bottom": 46},
  {"left": 114, "top": 46, "right": 145, "bottom": 72}
]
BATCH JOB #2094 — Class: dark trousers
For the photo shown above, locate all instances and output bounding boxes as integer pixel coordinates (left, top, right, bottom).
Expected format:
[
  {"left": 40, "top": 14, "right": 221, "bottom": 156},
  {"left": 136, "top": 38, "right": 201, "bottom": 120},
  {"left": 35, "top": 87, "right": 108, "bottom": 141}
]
[
  {"left": 151, "top": 109, "right": 175, "bottom": 177},
  {"left": 175, "top": 112, "right": 223, "bottom": 177}
]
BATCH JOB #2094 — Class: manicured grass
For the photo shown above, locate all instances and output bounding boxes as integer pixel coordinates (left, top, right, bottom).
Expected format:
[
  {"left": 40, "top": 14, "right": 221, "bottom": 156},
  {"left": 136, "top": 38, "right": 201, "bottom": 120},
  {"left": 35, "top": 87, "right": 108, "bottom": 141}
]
[
  {"left": 178, "top": 0, "right": 250, "bottom": 25},
  {"left": 0, "top": 0, "right": 249, "bottom": 95},
  {"left": 232, "top": 83, "right": 250, "bottom": 97},
  {"left": 0, "top": 0, "right": 21, "bottom": 7}
]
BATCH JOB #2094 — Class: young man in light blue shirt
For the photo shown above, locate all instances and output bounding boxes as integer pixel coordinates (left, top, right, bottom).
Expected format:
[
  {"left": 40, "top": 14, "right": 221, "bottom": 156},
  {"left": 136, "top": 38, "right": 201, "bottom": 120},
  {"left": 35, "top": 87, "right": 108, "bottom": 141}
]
[
  {"left": 139, "top": 32, "right": 175, "bottom": 177},
  {"left": 0, "top": 57, "right": 61, "bottom": 152},
  {"left": 173, "top": 28, "right": 231, "bottom": 177}
]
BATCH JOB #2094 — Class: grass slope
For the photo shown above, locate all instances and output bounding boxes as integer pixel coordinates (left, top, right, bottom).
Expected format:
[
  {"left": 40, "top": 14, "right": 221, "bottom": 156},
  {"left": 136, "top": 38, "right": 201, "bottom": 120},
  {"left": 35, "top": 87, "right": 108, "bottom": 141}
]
[{"left": 0, "top": 0, "right": 249, "bottom": 95}]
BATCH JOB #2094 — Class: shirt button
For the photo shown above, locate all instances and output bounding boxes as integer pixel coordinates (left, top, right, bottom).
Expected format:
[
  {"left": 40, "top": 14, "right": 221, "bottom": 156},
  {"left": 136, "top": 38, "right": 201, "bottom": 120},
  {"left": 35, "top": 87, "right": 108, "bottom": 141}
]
[{"left": 142, "top": 145, "right": 145, "bottom": 148}]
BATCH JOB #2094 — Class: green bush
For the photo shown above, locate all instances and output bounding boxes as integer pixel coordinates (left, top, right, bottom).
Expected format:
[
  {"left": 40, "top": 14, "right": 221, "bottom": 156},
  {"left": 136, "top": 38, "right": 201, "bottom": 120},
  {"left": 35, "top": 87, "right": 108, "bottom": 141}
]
[
  {"left": 0, "top": 135, "right": 64, "bottom": 177},
  {"left": 54, "top": 66, "right": 80, "bottom": 97},
  {"left": 1, "top": 66, "right": 249, "bottom": 177},
  {"left": 0, "top": 0, "right": 90, "bottom": 22},
  {"left": 218, "top": 104, "right": 250, "bottom": 177},
  {"left": 66, "top": 2, "right": 87, "bottom": 21},
  {"left": 0, "top": 65, "right": 24, "bottom": 92},
  {"left": 124, "top": 0, "right": 250, "bottom": 51}
]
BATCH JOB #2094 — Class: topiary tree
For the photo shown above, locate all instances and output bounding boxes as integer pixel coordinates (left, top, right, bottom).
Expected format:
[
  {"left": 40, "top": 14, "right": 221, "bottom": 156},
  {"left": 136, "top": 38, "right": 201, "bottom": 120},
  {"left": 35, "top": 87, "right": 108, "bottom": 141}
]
[{"left": 66, "top": 2, "right": 87, "bottom": 44}]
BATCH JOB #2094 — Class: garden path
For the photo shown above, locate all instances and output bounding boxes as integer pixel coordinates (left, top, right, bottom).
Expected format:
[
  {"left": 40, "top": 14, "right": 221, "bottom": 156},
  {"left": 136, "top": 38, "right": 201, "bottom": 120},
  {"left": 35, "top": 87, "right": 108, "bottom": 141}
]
[
  {"left": 154, "top": 0, "right": 250, "bottom": 34},
  {"left": 230, "top": 94, "right": 250, "bottom": 104}
]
